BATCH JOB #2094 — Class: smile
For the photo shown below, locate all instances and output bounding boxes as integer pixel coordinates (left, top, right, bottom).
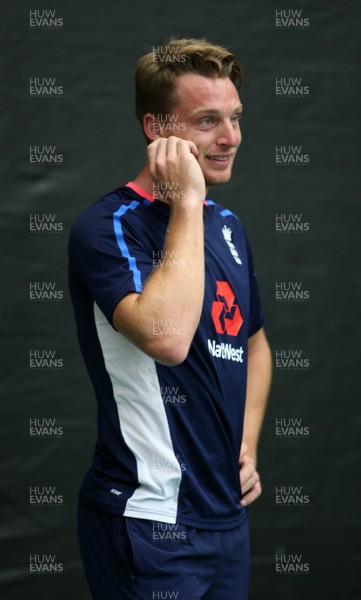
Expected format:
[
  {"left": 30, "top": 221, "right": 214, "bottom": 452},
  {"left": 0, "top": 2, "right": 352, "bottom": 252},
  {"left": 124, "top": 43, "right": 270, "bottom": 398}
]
[{"left": 206, "top": 155, "right": 231, "bottom": 161}]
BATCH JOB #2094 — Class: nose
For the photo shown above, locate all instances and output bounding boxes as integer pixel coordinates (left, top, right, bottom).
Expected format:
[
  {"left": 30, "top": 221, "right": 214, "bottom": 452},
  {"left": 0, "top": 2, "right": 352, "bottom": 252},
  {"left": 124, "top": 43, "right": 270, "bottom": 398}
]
[{"left": 216, "top": 120, "right": 241, "bottom": 148}]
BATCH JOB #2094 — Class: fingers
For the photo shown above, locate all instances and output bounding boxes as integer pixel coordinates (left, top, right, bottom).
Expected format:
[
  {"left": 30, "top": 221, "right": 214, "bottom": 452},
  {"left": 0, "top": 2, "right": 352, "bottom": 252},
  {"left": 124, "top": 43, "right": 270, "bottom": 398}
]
[
  {"left": 147, "top": 136, "right": 205, "bottom": 204},
  {"left": 151, "top": 136, "right": 177, "bottom": 180},
  {"left": 187, "top": 140, "right": 199, "bottom": 157},
  {"left": 240, "top": 460, "right": 260, "bottom": 494},
  {"left": 241, "top": 480, "right": 262, "bottom": 507},
  {"left": 239, "top": 441, "right": 248, "bottom": 463},
  {"left": 147, "top": 136, "right": 198, "bottom": 180},
  {"left": 239, "top": 451, "right": 262, "bottom": 507}
]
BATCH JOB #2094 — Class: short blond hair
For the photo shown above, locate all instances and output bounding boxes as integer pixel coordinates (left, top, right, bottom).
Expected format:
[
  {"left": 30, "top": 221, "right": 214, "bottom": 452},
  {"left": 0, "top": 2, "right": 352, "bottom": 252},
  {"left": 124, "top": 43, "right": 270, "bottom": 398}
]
[{"left": 135, "top": 37, "right": 242, "bottom": 132}]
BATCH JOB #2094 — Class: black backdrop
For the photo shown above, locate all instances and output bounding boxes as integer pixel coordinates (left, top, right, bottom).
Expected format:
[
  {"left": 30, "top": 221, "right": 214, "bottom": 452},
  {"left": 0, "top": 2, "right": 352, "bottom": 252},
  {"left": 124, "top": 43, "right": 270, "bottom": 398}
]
[{"left": 1, "top": 0, "right": 360, "bottom": 598}]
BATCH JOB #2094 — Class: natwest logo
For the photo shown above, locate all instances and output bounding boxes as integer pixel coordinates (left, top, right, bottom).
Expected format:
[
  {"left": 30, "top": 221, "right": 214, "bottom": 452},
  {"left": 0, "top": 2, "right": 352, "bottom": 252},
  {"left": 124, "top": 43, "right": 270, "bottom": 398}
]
[{"left": 211, "top": 281, "right": 243, "bottom": 336}]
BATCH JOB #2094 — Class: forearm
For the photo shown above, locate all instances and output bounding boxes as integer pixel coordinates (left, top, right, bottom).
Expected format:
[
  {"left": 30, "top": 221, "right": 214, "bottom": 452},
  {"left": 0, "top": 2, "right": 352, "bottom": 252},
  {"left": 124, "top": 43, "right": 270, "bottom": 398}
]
[
  {"left": 113, "top": 136, "right": 207, "bottom": 365},
  {"left": 134, "top": 201, "right": 204, "bottom": 359},
  {"left": 114, "top": 200, "right": 205, "bottom": 365},
  {"left": 242, "top": 329, "right": 272, "bottom": 464}
]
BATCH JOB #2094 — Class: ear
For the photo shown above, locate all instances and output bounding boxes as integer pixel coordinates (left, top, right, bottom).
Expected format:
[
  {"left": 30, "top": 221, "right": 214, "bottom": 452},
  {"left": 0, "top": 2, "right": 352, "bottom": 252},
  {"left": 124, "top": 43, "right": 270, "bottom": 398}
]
[{"left": 143, "top": 113, "right": 165, "bottom": 142}]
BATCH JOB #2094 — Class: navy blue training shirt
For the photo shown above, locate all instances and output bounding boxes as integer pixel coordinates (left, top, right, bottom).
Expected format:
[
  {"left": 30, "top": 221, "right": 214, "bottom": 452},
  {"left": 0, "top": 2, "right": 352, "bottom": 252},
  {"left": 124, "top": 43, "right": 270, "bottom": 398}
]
[{"left": 68, "top": 182, "right": 264, "bottom": 530}]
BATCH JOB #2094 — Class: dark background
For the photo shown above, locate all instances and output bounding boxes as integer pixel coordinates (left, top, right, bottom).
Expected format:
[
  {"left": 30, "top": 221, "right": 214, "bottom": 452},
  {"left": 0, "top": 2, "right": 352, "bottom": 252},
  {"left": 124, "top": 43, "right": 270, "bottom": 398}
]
[{"left": 1, "top": 0, "right": 360, "bottom": 598}]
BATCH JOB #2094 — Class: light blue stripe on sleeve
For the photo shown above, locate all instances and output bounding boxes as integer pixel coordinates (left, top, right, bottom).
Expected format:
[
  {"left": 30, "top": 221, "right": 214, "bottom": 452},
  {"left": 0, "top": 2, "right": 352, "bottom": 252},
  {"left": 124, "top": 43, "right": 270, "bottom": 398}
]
[
  {"left": 113, "top": 201, "right": 143, "bottom": 293},
  {"left": 207, "top": 201, "right": 236, "bottom": 218},
  {"left": 220, "top": 208, "right": 236, "bottom": 217}
]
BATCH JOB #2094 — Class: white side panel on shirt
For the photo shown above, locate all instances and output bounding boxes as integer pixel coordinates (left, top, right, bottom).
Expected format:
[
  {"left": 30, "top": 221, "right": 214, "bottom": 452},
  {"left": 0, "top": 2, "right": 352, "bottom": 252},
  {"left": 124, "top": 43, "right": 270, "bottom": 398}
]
[{"left": 93, "top": 302, "right": 182, "bottom": 524}]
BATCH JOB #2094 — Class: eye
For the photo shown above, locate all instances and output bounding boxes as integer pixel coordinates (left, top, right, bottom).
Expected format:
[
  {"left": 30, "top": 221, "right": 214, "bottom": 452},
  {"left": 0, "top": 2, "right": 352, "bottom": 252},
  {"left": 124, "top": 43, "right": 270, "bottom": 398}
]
[
  {"left": 199, "top": 117, "right": 214, "bottom": 126},
  {"left": 231, "top": 113, "right": 242, "bottom": 124}
]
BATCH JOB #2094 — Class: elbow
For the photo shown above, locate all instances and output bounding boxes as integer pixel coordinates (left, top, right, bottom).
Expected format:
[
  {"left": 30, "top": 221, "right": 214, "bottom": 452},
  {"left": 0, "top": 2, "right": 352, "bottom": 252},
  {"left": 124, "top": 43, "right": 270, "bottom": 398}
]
[{"left": 143, "top": 336, "right": 191, "bottom": 366}]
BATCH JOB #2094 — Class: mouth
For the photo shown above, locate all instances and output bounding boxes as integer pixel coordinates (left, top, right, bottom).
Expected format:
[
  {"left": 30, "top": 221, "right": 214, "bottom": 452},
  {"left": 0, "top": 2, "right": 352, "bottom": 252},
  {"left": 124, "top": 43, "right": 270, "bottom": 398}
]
[{"left": 205, "top": 154, "right": 233, "bottom": 167}]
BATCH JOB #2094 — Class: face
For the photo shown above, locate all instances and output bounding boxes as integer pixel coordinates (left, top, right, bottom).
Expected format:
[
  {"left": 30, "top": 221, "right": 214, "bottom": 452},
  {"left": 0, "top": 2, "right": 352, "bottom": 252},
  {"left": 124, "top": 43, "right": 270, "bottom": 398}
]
[{"left": 165, "top": 74, "right": 242, "bottom": 185}]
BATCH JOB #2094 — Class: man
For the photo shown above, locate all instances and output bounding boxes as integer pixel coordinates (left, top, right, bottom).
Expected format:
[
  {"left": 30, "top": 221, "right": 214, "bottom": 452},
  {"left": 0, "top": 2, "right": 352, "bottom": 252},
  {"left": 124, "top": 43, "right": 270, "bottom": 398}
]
[{"left": 69, "top": 38, "right": 272, "bottom": 600}]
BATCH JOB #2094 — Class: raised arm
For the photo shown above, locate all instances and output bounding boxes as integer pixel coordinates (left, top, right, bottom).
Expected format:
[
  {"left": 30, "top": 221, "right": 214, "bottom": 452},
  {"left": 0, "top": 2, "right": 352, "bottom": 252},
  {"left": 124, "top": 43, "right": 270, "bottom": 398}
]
[{"left": 113, "top": 136, "right": 206, "bottom": 366}]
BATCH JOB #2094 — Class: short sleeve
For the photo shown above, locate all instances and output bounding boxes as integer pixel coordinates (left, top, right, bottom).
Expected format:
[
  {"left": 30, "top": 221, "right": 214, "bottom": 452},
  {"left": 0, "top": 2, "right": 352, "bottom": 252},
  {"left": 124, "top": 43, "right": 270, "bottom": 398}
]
[{"left": 68, "top": 204, "right": 154, "bottom": 325}]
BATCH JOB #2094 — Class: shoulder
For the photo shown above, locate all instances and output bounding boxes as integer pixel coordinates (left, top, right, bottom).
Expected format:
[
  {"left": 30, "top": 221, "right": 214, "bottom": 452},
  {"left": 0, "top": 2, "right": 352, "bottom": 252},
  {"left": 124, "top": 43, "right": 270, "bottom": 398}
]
[
  {"left": 69, "top": 186, "right": 145, "bottom": 245},
  {"left": 207, "top": 199, "right": 246, "bottom": 233}
]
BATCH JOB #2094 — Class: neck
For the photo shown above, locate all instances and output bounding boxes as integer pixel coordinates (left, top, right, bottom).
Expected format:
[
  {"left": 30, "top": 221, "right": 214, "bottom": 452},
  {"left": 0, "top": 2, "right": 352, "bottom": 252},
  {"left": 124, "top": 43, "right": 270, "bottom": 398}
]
[{"left": 132, "top": 165, "right": 155, "bottom": 198}]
